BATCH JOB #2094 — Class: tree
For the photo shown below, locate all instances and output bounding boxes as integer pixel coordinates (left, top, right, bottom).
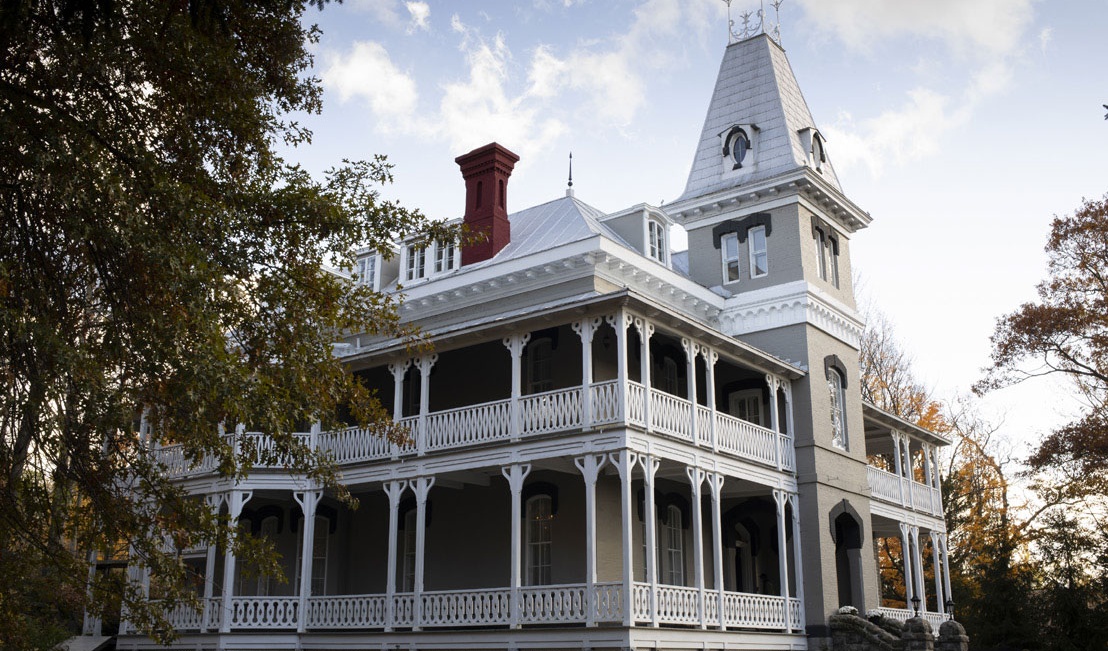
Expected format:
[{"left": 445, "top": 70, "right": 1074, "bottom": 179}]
[
  {"left": 0, "top": 2, "right": 452, "bottom": 647},
  {"left": 978, "top": 194, "right": 1108, "bottom": 502}
]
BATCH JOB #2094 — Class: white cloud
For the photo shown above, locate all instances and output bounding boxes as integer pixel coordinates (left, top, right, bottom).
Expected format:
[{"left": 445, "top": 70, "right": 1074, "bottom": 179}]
[
  {"left": 797, "top": 0, "right": 1035, "bottom": 176},
  {"left": 347, "top": 0, "right": 403, "bottom": 26},
  {"left": 321, "top": 42, "right": 420, "bottom": 132},
  {"left": 1039, "top": 27, "right": 1053, "bottom": 54},
  {"left": 405, "top": 1, "right": 430, "bottom": 33}
]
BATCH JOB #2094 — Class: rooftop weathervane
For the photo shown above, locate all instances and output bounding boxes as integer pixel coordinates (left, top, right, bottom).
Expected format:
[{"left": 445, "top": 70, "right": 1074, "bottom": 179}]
[{"left": 723, "top": 0, "right": 783, "bottom": 46}]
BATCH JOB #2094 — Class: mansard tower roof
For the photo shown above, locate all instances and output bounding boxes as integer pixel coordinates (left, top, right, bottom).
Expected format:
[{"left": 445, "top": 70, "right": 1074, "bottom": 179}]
[{"left": 677, "top": 32, "right": 842, "bottom": 205}]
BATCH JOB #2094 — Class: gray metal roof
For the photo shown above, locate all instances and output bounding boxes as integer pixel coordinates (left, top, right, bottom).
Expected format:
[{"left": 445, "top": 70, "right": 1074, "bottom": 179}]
[{"left": 677, "top": 34, "right": 841, "bottom": 203}]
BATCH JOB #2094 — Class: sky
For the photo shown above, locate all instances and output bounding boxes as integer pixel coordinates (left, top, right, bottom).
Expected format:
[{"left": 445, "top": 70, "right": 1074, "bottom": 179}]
[{"left": 284, "top": 0, "right": 1108, "bottom": 458}]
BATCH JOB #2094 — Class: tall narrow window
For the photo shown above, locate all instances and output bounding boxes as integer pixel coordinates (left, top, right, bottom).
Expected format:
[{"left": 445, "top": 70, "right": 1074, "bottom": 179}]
[
  {"left": 405, "top": 245, "right": 426, "bottom": 282},
  {"left": 829, "top": 368, "right": 847, "bottom": 450},
  {"left": 829, "top": 237, "right": 841, "bottom": 288},
  {"left": 749, "top": 225, "right": 768, "bottom": 278},
  {"left": 526, "top": 338, "right": 553, "bottom": 394},
  {"left": 434, "top": 241, "right": 456, "bottom": 273},
  {"left": 295, "top": 515, "right": 329, "bottom": 595},
  {"left": 648, "top": 220, "right": 667, "bottom": 264},
  {"left": 401, "top": 508, "right": 417, "bottom": 592},
  {"left": 356, "top": 255, "right": 377, "bottom": 289},
  {"left": 658, "top": 356, "right": 679, "bottom": 396},
  {"left": 256, "top": 516, "right": 279, "bottom": 596},
  {"left": 816, "top": 229, "right": 828, "bottom": 281},
  {"left": 525, "top": 495, "right": 553, "bottom": 586},
  {"left": 404, "top": 367, "right": 421, "bottom": 417},
  {"left": 665, "top": 505, "right": 685, "bottom": 585},
  {"left": 721, "top": 233, "right": 740, "bottom": 283}
]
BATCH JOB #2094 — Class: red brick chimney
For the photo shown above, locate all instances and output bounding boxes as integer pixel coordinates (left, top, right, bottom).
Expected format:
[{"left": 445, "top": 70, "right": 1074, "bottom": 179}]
[{"left": 455, "top": 142, "right": 520, "bottom": 265}]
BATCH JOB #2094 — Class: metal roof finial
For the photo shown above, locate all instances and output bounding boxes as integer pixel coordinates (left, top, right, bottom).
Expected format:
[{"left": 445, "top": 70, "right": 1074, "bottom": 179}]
[
  {"left": 723, "top": 0, "right": 739, "bottom": 44},
  {"left": 566, "top": 151, "right": 574, "bottom": 198}
]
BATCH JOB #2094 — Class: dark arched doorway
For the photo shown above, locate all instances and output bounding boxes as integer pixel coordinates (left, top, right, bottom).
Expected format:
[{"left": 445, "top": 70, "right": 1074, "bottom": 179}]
[{"left": 832, "top": 503, "right": 865, "bottom": 610}]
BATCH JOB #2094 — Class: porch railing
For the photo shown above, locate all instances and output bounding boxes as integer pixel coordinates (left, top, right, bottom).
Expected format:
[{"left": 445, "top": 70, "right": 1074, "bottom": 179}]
[
  {"left": 137, "top": 583, "right": 801, "bottom": 634},
  {"left": 151, "top": 379, "right": 796, "bottom": 477},
  {"left": 867, "top": 466, "right": 943, "bottom": 516},
  {"left": 876, "top": 606, "right": 949, "bottom": 627}
]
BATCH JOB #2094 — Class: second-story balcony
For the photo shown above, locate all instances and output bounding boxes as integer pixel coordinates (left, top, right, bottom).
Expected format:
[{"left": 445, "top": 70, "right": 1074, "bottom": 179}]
[{"left": 153, "top": 310, "right": 801, "bottom": 481}]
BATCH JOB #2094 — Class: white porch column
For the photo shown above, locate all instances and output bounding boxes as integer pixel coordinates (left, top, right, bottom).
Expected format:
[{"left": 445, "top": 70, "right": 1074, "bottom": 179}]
[
  {"left": 610, "top": 449, "right": 638, "bottom": 626},
  {"left": 702, "top": 348, "right": 719, "bottom": 452},
  {"left": 642, "top": 454, "right": 661, "bottom": 627},
  {"left": 788, "top": 492, "right": 805, "bottom": 632},
  {"left": 411, "top": 476, "right": 435, "bottom": 631},
  {"left": 293, "top": 489, "right": 323, "bottom": 632},
  {"left": 220, "top": 489, "right": 253, "bottom": 633},
  {"left": 634, "top": 318, "right": 655, "bottom": 431},
  {"left": 891, "top": 431, "right": 906, "bottom": 506},
  {"left": 940, "top": 534, "right": 953, "bottom": 610},
  {"left": 501, "top": 463, "right": 532, "bottom": 628},
  {"left": 383, "top": 480, "right": 407, "bottom": 632},
  {"left": 201, "top": 493, "right": 223, "bottom": 632},
  {"left": 415, "top": 355, "right": 437, "bottom": 456},
  {"left": 682, "top": 339, "right": 700, "bottom": 445},
  {"left": 782, "top": 380, "right": 795, "bottom": 438},
  {"left": 572, "top": 318, "right": 601, "bottom": 430},
  {"left": 606, "top": 313, "right": 631, "bottom": 423},
  {"left": 911, "top": 525, "right": 926, "bottom": 613},
  {"left": 388, "top": 360, "right": 410, "bottom": 459},
  {"left": 82, "top": 550, "right": 101, "bottom": 636},
  {"left": 766, "top": 374, "right": 782, "bottom": 470},
  {"left": 686, "top": 466, "right": 707, "bottom": 629},
  {"left": 930, "top": 531, "right": 945, "bottom": 614},
  {"left": 898, "top": 521, "right": 914, "bottom": 608},
  {"left": 923, "top": 443, "right": 934, "bottom": 493},
  {"left": 502, "top": 334, "right": 531, "bottom": 441},
  {"left": 575, "top": 453, "right": 608, "bottom": 626},
  {"left": 773, "top": 489, "right": 791, "bottom": 632},
  {"left": 707, "top": 472, "right": 725, "bottom": 629}
]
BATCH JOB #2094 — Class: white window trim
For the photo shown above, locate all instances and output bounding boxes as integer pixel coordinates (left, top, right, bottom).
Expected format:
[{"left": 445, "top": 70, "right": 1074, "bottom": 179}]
[
  {"left": 721, "top": 232, "right": 740, "bottom": 284},
  {"left": 646, "top": 220, "right": 669, "bottom": 266},
  {"left": 664, "top": 505, "right": 685, "bottom": 586},
  {"left": 401, "top": 509, "right": 417, "bottom": 592},
  {"left": 525, "top": 494, "right": 553, "bottom": 586},
  {"left": 748, "top": 225, "right": 768, "bottom": 278},
  {"left": 295, "top": 515, "right": 329, "bottom": 596},
  {"left": 356, "top": 254, "right": 379, "bottom": 291},
  {"left": 729, "top": 389, "right": 764, "bottom": 427},
  {"left": 829, "top": 368, "right": 847, "bottom": 450}
]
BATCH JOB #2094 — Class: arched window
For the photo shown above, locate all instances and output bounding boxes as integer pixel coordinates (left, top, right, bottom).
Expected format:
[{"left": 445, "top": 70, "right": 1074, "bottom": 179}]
[
  {"left": 829, "top": 367, "right": 847, "bottom": 450},
  {"left": 526, "top": 337, "right": 553, "bottom": 394},
  {"left": 664, "top": 505, "right": 685, "bottom": 585},
  {"left": 648, "top": 220, "right": 668, "bottom": 264},
  {"left": 734, "top": 522, "right": 755, "bottom": 593},
  {"left": 295, "top": 515, "right": 329, "bottom": 595},
  {"left": 237, "top": 515, "right": 280, "bottom": 596},
  {"left": 401, "top": 508, "right": 417, "bottom": 592},
  {"left": 525, "top": 495, "right": 553, "bottom": 585}
]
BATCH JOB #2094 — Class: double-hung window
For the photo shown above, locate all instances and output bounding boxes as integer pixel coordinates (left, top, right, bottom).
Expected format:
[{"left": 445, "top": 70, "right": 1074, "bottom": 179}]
[
  {"left": 401, "top": 509, "right": 417, "bottom": 592},
  {"left": 648, "top": 220, "right": 667, "bottom": 264},
  {"left": 294, "top": 515, "right": 329, "bottom": 596},
  {"left": 405, "top": 245, "right": 426, "bottom": 282},
  {"left": 434, "top": 241, "right": 456, "bottom": 274},
  {"left": 828, "top": 368, "right": 847, "bottom": 450},
  {"left": 525, "top": 495, "right": 553, "bottom": 585},
  {"left": 721, "top": 233, "right": 740, "bottom": 283},
  {"left": 356, "top": 255, "right": 377, "bottom": 289},
  {"left": 748, "top": 225, "right": 768, "bottom": 277},
  {"left": 664, "top": 505, "right": 685, "bottom": 585}
]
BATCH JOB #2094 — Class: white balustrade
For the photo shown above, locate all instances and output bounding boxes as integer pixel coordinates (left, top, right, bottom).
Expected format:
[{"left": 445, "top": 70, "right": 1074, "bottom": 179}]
[
  {"left": 519, "top": 387, "right": 582, "bottom": 435},
  {"left": 911, "top": 482, "right": 933, "bottom": 513},
  {"left": 318, "top": 425, "right": 392, "bottom": 463},
  {"left": 307, "top": 594, "right": 387, "bottom": 629},
  {"left": 591, "top": 582, "right": 623, "bottom": 623},
  {"left": 650, "top": 389, "right": 694, "bottom": 441},
  {"left": 868, "top": 467, "right": 944, "bottom": 516},
  {"left": 392, "top": 593, "right": 416, "bottom": 627},
  {"left": 226, "top": 596, "right": 299, "bottom": 629},
  {"left": 868, "top": 466, "right": 902, "bottom": 503},
  {"left": 149, "top": 600, "right": 203, "bottom": 631},
  {"left": 424, "top": 399, "right": 510, "bottom": 451},
  {"left": 719, "top": 591, "right": 793, "bottom": 630},
  {"left": 779, "top": 433, "right": 796, "bottom": 471},
  {"left": 590, "top": 380, "right": 621, "bottom": 425},
  {"left": 715, "top": 411, "right": 777, "bottom": 466},
  {"left": 519, "top": 584, "right": 586, "bottom": 624},
  {"left": 654, "top": 585, "right": 701, "bottom": 625},
  {"left": 626, "top": 382, "right": 646, "bottom": 427},
  {"left": 420, "top": 587, "right": 511, "bottom": 627},
  {"left": 696, "top": 405, "right": 713, "bottom": 446},
  {"left": 632, "top": 582, "right": 653, "bottom": 623},
  {"left": 877, "top": 606, "right": 950, "bottom": 627}
]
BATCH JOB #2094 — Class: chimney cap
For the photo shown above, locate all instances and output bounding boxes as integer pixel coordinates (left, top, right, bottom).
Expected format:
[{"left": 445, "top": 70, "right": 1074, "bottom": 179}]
[{"left": 455, "top": 142, "right": 520, "bottom": 174}]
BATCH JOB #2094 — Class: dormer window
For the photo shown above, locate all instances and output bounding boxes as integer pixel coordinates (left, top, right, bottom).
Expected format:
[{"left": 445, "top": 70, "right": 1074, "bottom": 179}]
[
  {"left": 721, "top": 233, "right": 740, "bottom": 283},
  {"left": 355, "top": 255, "right": 378, "bottom": 290},
  {"left": 719, "top": 124, "right": 758, "bottom": 174},
  {"left": 402, "top": 240, "right": 459, "bottom": 283},
  {"left": 748, "top": 225, "right": 768, "bottom": 278},
  {"left": 648, "top": 220, "right": 668, "bottom": 265},
  {"left": 799, "top": 127, "right": 828, "bottom": 173},
  {"left": 811, "top": 133, "right": 826, "bottom": 172}
]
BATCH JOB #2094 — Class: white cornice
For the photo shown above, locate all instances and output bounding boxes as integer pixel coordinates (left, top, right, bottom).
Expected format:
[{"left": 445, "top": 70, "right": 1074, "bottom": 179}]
[
  {"left": 666, "top": 168, "right": 872, "bottom": 233},
  {"left": 719, "top": 280, "right": 865, "bottom": 349}
]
